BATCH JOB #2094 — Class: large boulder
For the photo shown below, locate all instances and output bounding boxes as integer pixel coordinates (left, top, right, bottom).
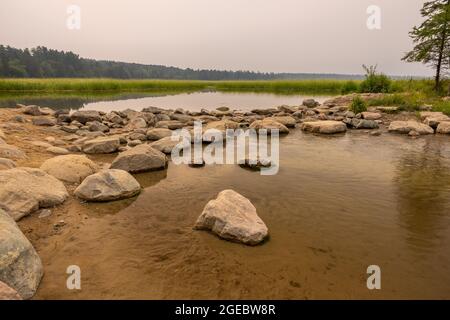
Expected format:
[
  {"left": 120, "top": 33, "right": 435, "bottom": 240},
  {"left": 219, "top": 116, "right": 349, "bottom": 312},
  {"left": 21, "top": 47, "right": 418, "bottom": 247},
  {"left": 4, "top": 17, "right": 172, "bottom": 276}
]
[
  {"left": 0, "top": 209, "right": 43, "bottom": 299},
  {"left": 194, "top": 190, "right": 268, "bottom": 245},
  {"left": 110, "top": 144, "right": 167, "bottom": 173},
  {"left": 126, "top": 117, "right": 148, "bottom": 130},
  {"left": 146, "top": 128, "right": 173, "bottom": 141},
  {"left": 301, "top": 120, "right": 347, "bottom": 134},
  {"left": 249, "top": 118, "right": 290, "bottom": 134},
  {"left": 40, "top": 155, "right": 99, "bottom": 183},
  {"left": 436, "top": 121, "right": 450, "bottom": 134},
  {"left": 150, "top": 136, "right": 190, "bottom": 154},
  {"left": 0, "top": 144, "right": 26, "bottom": 160},
  {"left": 71, "top": 110, "right": 102, "bottom": 124},
  {"left": 0, "top": 168, "right": 69, "bottom": 221},
  {"left": 82, "top": 136, "right": 120, "bottom": 154},
  {"left": 0, "top": 158, "right": 16, "bottom": 170},
  {"left": 423, "top": 114, "right": 450, "bottom": 128},
  {"left": 74, "top": 169, "right": 141, "bottom": 202},
  {"left": 0, "top": 281, "right": 22, "bottom": 300},
  {"left": 388, "top": 121, "right": 434, "bottom": 135}
]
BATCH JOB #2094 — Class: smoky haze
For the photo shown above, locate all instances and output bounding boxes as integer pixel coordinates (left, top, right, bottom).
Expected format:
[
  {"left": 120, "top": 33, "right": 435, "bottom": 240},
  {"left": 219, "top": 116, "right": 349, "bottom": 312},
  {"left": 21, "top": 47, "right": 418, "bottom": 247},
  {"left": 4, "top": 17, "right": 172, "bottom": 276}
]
[{"left": 0, "top": 0, "right": 432, "bottom": 76}]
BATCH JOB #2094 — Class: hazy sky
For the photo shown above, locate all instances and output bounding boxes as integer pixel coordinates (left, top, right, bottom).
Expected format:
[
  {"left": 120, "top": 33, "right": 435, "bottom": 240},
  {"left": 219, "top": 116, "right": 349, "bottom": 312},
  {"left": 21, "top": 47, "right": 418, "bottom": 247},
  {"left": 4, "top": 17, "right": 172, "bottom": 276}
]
[{"left": 0, "top": 0, "right": 432, "bottom": 76}]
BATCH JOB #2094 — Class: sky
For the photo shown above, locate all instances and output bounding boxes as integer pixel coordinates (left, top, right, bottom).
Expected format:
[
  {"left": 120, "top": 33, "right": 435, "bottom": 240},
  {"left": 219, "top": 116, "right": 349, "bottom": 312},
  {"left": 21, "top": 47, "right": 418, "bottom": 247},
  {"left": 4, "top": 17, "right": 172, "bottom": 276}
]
[{"left": 0, "top": 0, "right": 432, "bottom": 76}]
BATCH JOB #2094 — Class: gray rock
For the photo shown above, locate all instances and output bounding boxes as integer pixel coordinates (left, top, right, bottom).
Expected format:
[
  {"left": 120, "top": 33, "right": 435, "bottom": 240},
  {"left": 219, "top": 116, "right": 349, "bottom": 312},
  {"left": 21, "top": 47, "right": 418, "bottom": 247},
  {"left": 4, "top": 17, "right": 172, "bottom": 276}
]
[
  {"left": 0, "top": 209, "right": 43, "bottom": 299},
  {"left": 23, "top": 105, "right": 43, "bottom": 116},
  {"left": 88, "top": 121, "right": 109, "bottom": 133},
  {"left": 32, "top": 117, "right": 56, "bottom": 126},
  {"left": 194, "top": 190, "right": 268, "bottom": 245},
  {"left": 110, "top": 144, "right": 167, "bottom": 173},
  {"left": 71, "top": 110, "right": 102, "bottom": 124},
  {"left": 302, "top": 99, "right": 319, "bottom": 108},
  {"left": 82, "top": 136, "right": 120, "bottom": 154},
  {"left": 146, "top": 128, "right": 173, "bottom": 141},
  {"left": 0, "top": 168, "right": 69, "bottom": 221},
  {"left": 74, "top": 169, "right": 141, "bottom": 202},
  {"left": 155, "top": 120, "right": 185, "bottom": 130}
]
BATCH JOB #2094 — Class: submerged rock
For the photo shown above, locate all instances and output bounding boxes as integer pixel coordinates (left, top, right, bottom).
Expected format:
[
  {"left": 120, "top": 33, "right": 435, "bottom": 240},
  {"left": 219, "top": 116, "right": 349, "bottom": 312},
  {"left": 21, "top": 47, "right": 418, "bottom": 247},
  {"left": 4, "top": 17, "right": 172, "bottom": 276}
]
[
  {"left": 0, "top": 209, "right": 43, "bottom": 299},
  {"left": 301, "top": 120, "right": 347, "bottom": 134},
  {"left": 74, "top": 169, "right": 141, "bottom": 202},
  {"left": 40, "top": 155, "right": 99, "bottom": 184},
  {"left": 0, "top": 168, "right": 69, "bottom": 221},
  {"left": 194, "top": 189, "right": 268, "bottom": 245},
  {"left": 110, "top": 144, "right": 167, "bottom": 173}
]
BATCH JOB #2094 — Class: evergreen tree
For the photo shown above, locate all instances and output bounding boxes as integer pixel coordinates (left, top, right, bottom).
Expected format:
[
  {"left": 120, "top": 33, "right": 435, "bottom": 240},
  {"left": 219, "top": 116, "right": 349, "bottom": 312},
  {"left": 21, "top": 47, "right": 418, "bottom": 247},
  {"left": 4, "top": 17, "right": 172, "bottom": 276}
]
[{"left": 403, "top": 0, "right": 450, "bottom": 90}]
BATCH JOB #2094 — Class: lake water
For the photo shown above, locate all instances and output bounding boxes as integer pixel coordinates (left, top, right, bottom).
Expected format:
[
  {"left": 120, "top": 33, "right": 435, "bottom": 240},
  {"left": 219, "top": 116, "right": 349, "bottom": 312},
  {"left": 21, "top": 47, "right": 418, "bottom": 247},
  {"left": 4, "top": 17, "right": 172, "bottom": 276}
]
[
  {"left": 0, "top": 91, "right": 332, "bottom": 112},
  {"left": 29, "top": 129, "right": 450, "bottom": 299}
]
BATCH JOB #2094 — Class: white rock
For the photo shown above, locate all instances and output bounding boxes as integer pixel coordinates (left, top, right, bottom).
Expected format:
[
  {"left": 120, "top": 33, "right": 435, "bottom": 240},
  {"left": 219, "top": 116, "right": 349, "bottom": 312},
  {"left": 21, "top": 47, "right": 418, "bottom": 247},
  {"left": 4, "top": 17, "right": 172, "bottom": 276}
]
[{"left": 194, "top": 189, "right": 268, "bottom": 245}]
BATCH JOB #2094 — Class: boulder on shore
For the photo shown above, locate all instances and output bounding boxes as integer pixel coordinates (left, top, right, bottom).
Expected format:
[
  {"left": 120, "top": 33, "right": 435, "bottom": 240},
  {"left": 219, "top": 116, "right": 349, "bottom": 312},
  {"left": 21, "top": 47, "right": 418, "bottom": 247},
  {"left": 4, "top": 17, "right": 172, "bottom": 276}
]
[
  {"left": 388, "top": 121, "right": 434, "bottom": 135},
  {"left": 150, "top": 136, "right": 190, "bottom": 154},
  {"left": 0, "top": 168, "right": 69, "bottom": 221},
  {"left": 0, "top": 144, "right": 26, "bottom": 160},
  {"left": 82, "top": 136, "right": 120, "bottom": 154},
  {"left": 0, "top": 209, "right": 43, "bottom": 299},
  {"left": 40, "top": 155, "right": 99, "bottom": 183},
  {"left": 74, "top": 169, "right": 141, "bottom": 202},
  {"left": 436, "top": 121, "right": 450, "bottom": 134},
  {"left": 70, "top": 110, "right": 102, "bottom": 124},
  {"left": 194, "top": 189, "right": 268, "bottom": 245},
  {"left": 301, "top": 120, "right": 347, "bottom": 134},
  {"left": 146, "top": 128, "right": 173, "bottom": 141},
  {"left": 110, "top": 144, "right": 167, "bottom": 173}
]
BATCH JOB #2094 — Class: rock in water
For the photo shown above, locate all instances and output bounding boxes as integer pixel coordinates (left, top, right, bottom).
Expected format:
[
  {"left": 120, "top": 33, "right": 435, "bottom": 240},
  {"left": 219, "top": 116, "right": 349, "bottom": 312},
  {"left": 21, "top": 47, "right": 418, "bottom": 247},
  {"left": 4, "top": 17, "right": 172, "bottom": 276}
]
[
  {"left": 40, "top": 155, "right": 99, "bottom": 183},
  {"left": 110, "top": 144, "right": 167, "bottom": 173},
  {"left": 388, "top": 121, "right": 434, "bottom": 135},
  {"left": 0, "top": 168, "right": 69, "bottom": 221},
  {"left": 194, "top": 189, "right": 268, "bottom": 245},
  {"left": 74, "top": 169, "right": 141, "bottom": 201},
  {"left": 82, "top": 136, "right": 120, "bottom": 154},
  {"left": 0, "top": 209, "right": 43, "bottom": 299},
  {"left": 436, "top": 121, "right": 450, "bottom": 134},
  {"left": 301, "top": 120, "right": 347, "bottom": 134},
  {"left": 0, "top": 281, "right": 22, "bottom": 300}
]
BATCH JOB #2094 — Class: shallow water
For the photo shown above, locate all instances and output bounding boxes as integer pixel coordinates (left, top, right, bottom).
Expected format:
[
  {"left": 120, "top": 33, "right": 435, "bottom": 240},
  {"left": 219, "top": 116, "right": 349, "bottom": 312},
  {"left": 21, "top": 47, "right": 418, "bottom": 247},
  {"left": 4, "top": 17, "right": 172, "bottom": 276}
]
[
  {"left": 31, "top": 130, "right": 450, "bottom": 299},
  {"left": 0, "top": 91, "right": 332, "bottom": 112}
]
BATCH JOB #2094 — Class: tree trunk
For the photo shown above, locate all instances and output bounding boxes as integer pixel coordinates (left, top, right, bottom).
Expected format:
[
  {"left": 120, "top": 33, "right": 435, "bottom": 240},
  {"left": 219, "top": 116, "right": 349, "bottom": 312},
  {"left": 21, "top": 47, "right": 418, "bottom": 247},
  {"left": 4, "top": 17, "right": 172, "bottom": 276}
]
[{"left": 435, "top": 0, "right": 450, "bottom": 90}]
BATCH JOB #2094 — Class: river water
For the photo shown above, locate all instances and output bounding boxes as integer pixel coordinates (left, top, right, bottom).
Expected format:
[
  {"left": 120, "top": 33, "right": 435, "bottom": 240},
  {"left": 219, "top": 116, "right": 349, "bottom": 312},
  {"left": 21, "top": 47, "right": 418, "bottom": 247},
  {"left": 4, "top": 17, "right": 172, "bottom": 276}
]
[{"left": 29, "top": 126, "right": 450, "bottom": 299}]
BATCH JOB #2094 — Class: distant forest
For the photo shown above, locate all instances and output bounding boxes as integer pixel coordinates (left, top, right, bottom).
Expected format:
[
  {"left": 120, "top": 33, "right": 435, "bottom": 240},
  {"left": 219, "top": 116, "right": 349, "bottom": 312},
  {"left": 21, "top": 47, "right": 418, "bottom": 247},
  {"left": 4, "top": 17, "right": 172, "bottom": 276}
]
[{"left": 0, "top": 45, "right": 363, "bottom": 80}]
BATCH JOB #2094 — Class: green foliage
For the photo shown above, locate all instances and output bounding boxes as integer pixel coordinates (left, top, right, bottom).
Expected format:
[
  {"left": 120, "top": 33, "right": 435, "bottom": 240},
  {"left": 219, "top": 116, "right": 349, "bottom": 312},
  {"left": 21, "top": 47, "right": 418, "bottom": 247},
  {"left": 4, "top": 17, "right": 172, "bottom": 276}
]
[
  {"left": 359, "top": 65, "right": 392, "bottom": 93},
  {"left": 350, "top": 96, "right": 367, "bottom": 114},
  {"left": 340, "top": 81, "right": 359, "bottom": 94}
]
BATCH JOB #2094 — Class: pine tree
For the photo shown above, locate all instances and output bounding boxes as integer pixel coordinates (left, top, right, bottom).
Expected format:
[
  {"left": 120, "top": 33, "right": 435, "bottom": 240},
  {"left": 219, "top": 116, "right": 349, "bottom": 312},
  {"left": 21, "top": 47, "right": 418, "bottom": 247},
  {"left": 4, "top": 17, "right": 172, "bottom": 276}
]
[{"left": 403, "top": 0, "right": 450, "bottom": 90}]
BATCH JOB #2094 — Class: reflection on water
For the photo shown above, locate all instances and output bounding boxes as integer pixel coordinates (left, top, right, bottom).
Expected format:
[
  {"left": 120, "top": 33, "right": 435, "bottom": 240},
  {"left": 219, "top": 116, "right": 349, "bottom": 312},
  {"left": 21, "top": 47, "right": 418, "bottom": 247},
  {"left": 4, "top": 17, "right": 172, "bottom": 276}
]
[
  {"left": 0, "top": 91, "right": 333, "bottom": 112},
  {"left": 34, "top": 131, "right": 450, "bottom": 299}
]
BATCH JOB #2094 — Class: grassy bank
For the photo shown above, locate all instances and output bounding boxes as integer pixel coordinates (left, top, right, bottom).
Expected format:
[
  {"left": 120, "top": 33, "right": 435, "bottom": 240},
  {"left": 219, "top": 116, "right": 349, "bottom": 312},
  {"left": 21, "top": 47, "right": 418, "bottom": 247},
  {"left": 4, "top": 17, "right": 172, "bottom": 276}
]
[{"left": 0, "top": 78, "right": 442, "bottom": 95}]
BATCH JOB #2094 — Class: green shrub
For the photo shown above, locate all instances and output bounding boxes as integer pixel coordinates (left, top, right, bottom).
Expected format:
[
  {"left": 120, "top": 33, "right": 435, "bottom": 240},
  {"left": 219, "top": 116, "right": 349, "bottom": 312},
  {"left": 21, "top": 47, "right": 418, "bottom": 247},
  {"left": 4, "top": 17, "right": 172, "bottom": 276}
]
[
  {"left": 350, "top": 96, "right": 367, "bottom": 114},
  {"left": 341, "top": 81, "right": 359, "bottom": 94},
  {"left": 359, "top": 65, "right": 392, "bottom": 93}
]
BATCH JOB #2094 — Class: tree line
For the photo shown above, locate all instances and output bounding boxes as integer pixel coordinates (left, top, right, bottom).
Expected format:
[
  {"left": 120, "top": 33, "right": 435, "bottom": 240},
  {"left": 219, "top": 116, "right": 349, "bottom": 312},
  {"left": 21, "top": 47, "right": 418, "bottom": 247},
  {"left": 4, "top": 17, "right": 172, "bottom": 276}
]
[{"left": 0, "top": 45, "right": 361, "bottom": 80}]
